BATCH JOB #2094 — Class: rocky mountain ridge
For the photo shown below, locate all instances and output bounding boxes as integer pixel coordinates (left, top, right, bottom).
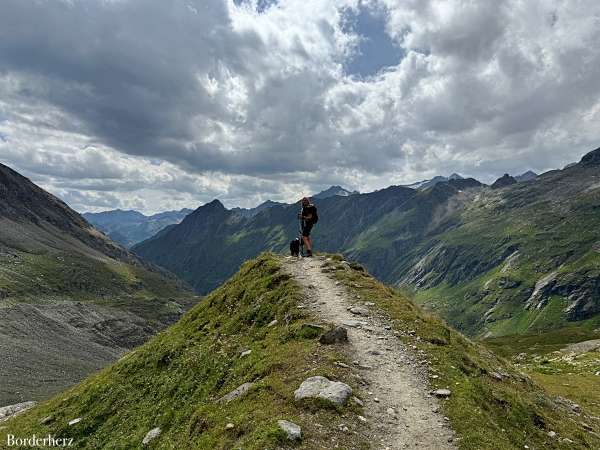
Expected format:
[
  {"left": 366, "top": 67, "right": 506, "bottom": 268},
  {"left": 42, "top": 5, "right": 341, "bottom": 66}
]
[{"left": 133, "top": 147, "right": 600, "bottom": 338}]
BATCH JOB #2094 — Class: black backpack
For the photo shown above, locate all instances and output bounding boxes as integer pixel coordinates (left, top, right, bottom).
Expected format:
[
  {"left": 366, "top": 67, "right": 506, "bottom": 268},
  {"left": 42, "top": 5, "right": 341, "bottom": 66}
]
[{"left": 311, "top": 205, "right": 319, "bottom": 224}]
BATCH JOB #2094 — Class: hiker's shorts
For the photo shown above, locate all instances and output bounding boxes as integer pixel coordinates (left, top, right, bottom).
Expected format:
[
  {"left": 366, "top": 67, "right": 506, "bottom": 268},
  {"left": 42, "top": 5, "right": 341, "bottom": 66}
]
[{"left": 302, "top": 222, "right": 313, "bottom": 237}]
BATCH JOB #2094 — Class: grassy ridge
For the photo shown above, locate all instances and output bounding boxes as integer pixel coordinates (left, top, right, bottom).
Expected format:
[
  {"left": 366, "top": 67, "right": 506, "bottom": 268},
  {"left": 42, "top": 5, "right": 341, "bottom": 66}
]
[
  {"left": 4, "top": 253, "right": 599, "bottom": 449},
  {"left": 0, "top": 255, "right": 367, "bottom": 449},
  {"left": 326, "top": 255, "right": 600, "bottom": 449}
]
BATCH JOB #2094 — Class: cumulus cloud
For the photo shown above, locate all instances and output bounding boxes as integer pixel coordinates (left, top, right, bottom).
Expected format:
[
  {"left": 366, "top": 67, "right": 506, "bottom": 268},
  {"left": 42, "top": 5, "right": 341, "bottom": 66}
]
[{"left": 0, "top": 0, "right": 599, "bottom": 213}]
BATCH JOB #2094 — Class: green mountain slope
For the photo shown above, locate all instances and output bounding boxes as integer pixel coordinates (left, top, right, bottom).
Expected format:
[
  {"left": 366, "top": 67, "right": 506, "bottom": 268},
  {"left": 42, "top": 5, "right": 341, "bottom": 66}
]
[
  {"left": 133, "top": 148, "right": 600, "bottom": 339},
  {"left": 0, "top": 163, "right": 197, "bottom": 406},
  {"left": 2, "top": 254, "right": 598, "bottom": 449}
]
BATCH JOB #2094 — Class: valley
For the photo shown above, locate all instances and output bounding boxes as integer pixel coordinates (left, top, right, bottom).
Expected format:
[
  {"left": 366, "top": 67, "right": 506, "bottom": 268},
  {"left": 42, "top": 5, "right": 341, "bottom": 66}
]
[{"left": 0, "top": 163, "right": 198, "bottom": 406}]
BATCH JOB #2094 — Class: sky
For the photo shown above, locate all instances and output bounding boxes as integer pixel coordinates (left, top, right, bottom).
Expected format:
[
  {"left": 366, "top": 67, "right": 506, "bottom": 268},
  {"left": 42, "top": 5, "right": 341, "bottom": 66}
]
[{"left": 1, "top": 0, "right": 599, "bottom": 214}]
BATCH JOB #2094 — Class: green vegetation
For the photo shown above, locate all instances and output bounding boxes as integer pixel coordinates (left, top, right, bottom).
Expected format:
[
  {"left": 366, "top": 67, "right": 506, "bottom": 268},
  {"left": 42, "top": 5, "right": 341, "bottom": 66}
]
[
  {"left": 134, "top": 158, "right": 600, "bottom": 339},
  {"left": 0, "top": 255, "right": 367, "bottom": 449},
  {"left": 326, "top": 255, "right": 600, "bottom": 449},
  {"left": 485, "top": 328, "right": 600, "bottom": 418}
]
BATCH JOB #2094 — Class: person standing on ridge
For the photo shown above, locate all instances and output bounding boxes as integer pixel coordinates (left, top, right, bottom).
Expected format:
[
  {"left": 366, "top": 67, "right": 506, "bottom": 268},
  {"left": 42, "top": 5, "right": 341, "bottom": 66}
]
[{"left": 298, "top": 197, "right": 318, "bottom": 257}]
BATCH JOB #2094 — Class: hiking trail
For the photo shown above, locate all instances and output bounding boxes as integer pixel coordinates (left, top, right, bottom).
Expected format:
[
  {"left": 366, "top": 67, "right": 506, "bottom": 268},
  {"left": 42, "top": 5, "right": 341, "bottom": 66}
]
[{"left": 283, "top": 255, "right": 456, "bottom": 450}]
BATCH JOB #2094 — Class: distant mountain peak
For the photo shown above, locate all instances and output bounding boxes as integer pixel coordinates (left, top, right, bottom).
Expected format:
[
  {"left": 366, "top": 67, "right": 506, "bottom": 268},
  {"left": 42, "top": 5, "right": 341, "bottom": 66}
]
[
  {"left": 313, "top": 185, "right": 358, "bottom": 199},
  {"left": 403, "top": 174, "right": 465, "bottom": 190},
  {"left": 204, "top": 199, "right": 225, "bottom": 209},
  {"left": 515, "top": 171, "right": 538, "bottom": 182},
  {"left": 579, "top": 147, "right": 600, "bottom": 167},
  {"left": 491, "top": 174, "right": 518, "bottom": 189}
]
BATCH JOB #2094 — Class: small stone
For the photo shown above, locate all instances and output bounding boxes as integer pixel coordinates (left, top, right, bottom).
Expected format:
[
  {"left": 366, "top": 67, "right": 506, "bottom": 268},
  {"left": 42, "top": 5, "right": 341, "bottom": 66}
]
[
  {"left": 240, "top": 349, "right": 252, "bottom": 357},
  {"left": 352, "top": 396, "right": 364, "bottom": 406},
  {"left": 39, "top": 416, "right": 54, "bottom": 425},
  {"left": 277, "top": 420, "right": 302, "bottom": 441},
  {"left": 343, "top": 320, "right": 366, "bottom": 328},
  {"left": 432, "top": 389, "right": 452, "bottom": 398},
  {"left": 267, "top": 319, "right": 278, "bottom": 327},
  {"left": 490, "top": 371, "right": 505, "bottom": 381},
  {"left": 218, "top": 382, "right": 254, "bottom": 403},
  {"left": 225, "top": 423, "right": 235, "bottom": 430},
  {"left": 142, "top": 427, "right": 161, "bottom": 445},
  {"left": 350, "top": 306, "right": 369, "bottom": 316},
  {"left": 374, "top": 398, "right": 380, "bottom": 403},
  {"left": 320, "top": 327, "right": 349, "bottom": 345},
  {"left": 547, "top": 431, "right": 557, "bottom": 438},
  {"left": 367, "top": 349, "right": 382, "bottom": 356},
  {"left": 68, "top": 417, "right": 82, "bottom": 426},
  {"left": 386, "top": 408, "right": 396, "bottom": 416},
  {"left": 335, "top": 361, "right": 350, "bottom": 368},
  {"left": 364, "top": 302, "right": 375, "bottom": 306},
  {"left": 358, "top": 415, "right": 367, "bottom": 422}
]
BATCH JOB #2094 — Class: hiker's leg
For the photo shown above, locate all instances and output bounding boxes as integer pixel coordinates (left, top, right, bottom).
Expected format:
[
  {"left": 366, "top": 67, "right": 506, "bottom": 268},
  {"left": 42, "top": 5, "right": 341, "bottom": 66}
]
[{"left": 302, "top": 235, "right": 311, "bottom": 250}]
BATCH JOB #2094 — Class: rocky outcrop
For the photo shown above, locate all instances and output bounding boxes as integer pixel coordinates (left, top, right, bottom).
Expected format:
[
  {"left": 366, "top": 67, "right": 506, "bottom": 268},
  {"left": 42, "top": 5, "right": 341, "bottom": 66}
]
[
  {"left": 579, "top": 147, "right": 600, "bottom": 167},
  {"left": 0, "top": 401, "right": 36, "bottom": 422},
  {"left": 491, "top": 174, "right": 518, "bottom": 189}
]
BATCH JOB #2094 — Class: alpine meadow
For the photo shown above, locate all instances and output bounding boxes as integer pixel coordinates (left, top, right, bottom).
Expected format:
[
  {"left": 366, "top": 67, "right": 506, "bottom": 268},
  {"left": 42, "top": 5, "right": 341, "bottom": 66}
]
[{"left": 1, "top": 1, "right": 600, "bottom": 449}]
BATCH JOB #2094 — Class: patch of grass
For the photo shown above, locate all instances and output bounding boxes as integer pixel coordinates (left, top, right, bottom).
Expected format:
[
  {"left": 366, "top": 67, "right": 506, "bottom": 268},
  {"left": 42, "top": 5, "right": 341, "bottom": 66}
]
[
  {"left": 0, "top": 254, "right": 368, "bottom": 449},
  {"left": 484, "top": 327, "right": 600, "bottom": 418},
  {"left": 327, "top": 256, "right": 600, "bottom": 449}
]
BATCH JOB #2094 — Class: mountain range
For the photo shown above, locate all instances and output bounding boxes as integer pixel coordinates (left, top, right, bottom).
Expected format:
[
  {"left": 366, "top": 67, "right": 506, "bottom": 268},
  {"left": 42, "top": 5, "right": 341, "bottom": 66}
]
[
  {"left": 83, "top": 208, "right": 193, "bottom": 248},
  {"left": 1, "top": 153, "right": 599, "bottom": 448},
  {"left": 133, "top": 148, "right": 599, "bottom": 338},
  {"left": 0, "top": 163, "right": 196, "bottom": 406}
]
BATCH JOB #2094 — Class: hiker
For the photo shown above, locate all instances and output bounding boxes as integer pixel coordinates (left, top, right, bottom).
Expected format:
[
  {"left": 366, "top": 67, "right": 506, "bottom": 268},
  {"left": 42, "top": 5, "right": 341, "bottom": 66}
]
[{"left": 298, "top": 197, "right": 318, "bottom": 257}]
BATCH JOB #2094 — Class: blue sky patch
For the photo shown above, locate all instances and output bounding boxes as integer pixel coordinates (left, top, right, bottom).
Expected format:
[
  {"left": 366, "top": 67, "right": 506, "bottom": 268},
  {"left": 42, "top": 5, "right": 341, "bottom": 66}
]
[{"left": 342, "top": 4, "right": 404, "bottom": 78}]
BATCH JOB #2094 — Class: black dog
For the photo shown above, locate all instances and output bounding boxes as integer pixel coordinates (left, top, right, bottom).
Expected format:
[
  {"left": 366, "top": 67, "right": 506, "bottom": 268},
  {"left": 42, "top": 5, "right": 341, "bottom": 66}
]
[{"left": 290, "top": 238, "right": 300, "bottom": 257}]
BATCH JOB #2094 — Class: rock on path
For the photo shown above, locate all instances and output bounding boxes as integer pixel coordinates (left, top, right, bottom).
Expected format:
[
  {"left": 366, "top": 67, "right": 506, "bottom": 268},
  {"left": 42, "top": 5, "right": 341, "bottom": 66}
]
[
  {"left": 283, "top": 256, "right": 456, "bottom": 450},
  {"left": 294, "top": 376, "right": 352, "bottom": 407}
]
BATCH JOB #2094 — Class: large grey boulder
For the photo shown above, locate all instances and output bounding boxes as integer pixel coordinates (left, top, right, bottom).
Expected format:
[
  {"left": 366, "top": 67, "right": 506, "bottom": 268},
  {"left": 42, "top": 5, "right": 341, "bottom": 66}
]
[
  {"left": 294, "top": 376, "right": 352, "bottom": 406},
  {"left": 277, "top": 420, "right": 302, "bottom": 441}
]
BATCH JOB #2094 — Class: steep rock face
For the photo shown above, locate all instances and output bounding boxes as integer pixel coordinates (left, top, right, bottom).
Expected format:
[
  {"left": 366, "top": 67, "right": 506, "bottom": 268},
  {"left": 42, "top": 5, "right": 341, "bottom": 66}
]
[
  {"left": 579, "top": 147, "right": 600, "bottom": 167},
  {"left": 0, "top": 163, "right": 138, "bottom": 264}
]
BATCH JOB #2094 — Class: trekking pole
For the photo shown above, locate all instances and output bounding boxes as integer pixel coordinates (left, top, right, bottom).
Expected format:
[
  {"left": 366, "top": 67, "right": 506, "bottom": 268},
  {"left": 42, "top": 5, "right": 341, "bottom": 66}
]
[{"left": 298, "top": 209, "right": 304, "bottom": 257}]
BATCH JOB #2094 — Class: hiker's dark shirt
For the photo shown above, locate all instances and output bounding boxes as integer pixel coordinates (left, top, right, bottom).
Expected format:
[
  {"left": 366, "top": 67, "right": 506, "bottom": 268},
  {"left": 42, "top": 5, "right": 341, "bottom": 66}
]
[{"left": 302, "top": 204, "right": 317, "bottom": 225}]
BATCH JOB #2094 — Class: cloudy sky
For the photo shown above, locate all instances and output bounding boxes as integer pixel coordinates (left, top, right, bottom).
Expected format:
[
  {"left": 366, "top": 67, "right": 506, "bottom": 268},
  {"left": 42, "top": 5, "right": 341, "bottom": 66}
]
[{"left": 1, "top": 0, "right": 599, "bottom": 214}]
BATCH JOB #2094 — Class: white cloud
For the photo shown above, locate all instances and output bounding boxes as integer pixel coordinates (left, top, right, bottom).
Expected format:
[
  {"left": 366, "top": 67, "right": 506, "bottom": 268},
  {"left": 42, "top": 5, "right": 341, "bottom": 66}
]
[{"left": 0, "top": 0, "right": 599, "bottom": 213}]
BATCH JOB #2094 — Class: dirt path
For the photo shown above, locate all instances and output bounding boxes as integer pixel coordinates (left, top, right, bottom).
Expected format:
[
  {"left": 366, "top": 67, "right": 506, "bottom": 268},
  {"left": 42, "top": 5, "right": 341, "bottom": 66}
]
[{"left": 283, "top": 256, "right": 456, "bottom": 450}]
